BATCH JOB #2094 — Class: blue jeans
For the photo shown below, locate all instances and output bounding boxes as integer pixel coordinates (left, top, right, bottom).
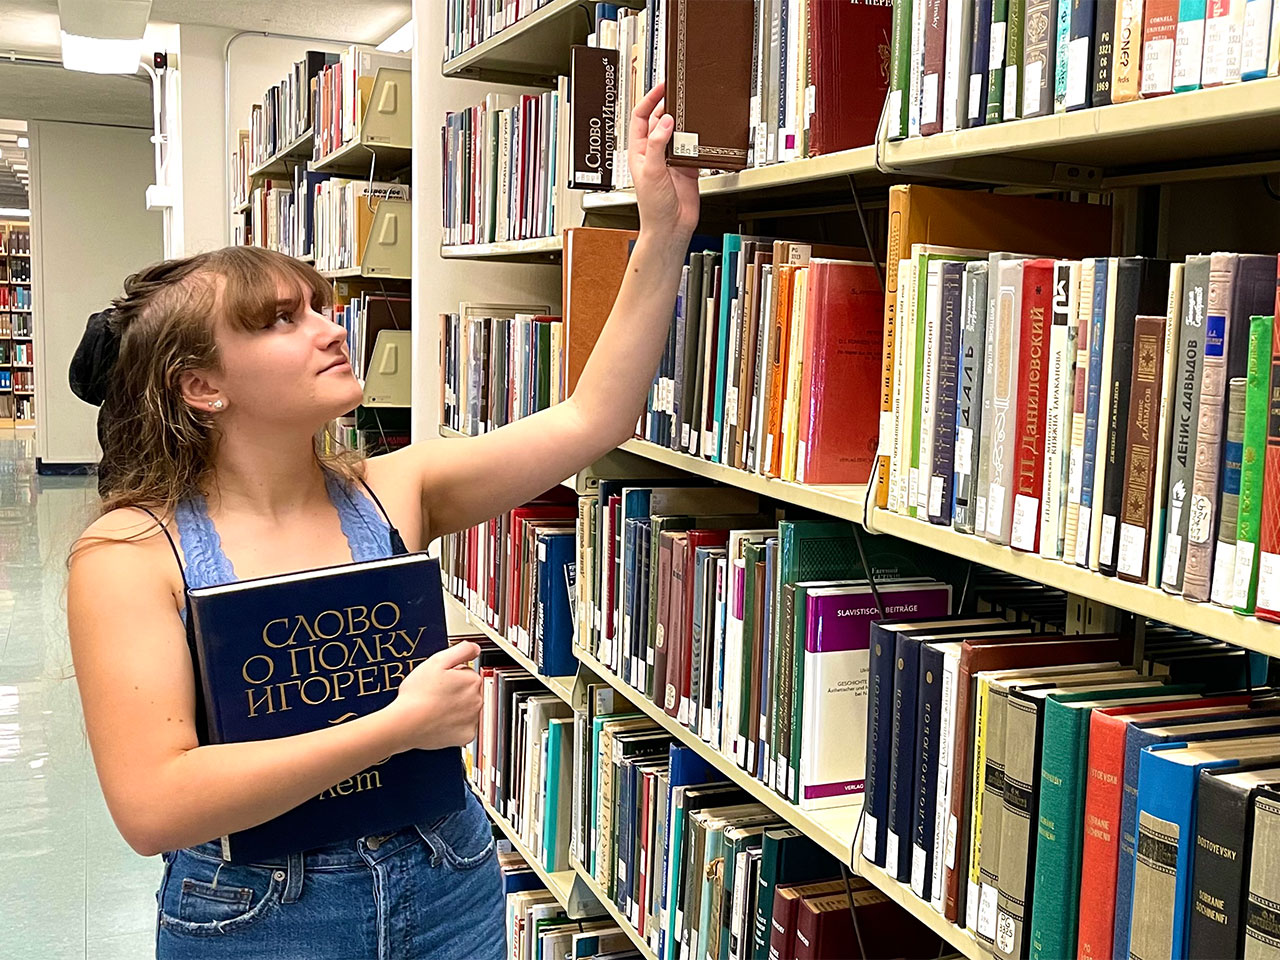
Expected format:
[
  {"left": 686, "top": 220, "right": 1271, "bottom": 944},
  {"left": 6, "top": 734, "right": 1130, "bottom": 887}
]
[{"left": 155, "top": 791, "right": 506, "bottom": 959}]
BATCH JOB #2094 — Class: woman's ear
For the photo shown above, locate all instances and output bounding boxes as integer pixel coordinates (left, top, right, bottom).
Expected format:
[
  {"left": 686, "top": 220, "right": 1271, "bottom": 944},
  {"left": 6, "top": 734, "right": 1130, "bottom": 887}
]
[{"left": 178, "top": 369, "right": 227, "bottom": 414}]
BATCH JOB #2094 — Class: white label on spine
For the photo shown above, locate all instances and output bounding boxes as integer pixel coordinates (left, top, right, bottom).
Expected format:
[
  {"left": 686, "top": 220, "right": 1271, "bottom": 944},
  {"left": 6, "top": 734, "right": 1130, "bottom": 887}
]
[
  {"left": 990, "top": 21, "right": 1007, "bottom": 68},
  {"left": 1076, "top": 506, "right": 1092, "bottom": 565},
  {"left": 1162, "top": 531, "right": 1184, "bottom": 587},
  {"left": 910, "top": 845, "right": 928, "bottom": 897},
  {"left": 886, "top": 831, "right": 900, "bottom": 873},
  {"left": 1117, "top": 522, "right": 1147, "bottom": 578},
  {"left": 956, "top": 426, "right": 974, "bottom": 476},
  {"left": 979, "top": 883, "right": 1000, "bottom": 939},
  {"left": 929, "top": 475, "right": 945, "bottom": 518},
  {"left": 966, "top": 879, "right": 980, "bottom": 930},
  {"left": 987, "top": 484, "right": 1007, "bottom": 538},
  {"left": 1257, "top": 551, "right": 1280, "bottom": 612},
  {"left": 968, "top": 74, "right": 983, "bottom": 118},
  {"left": 945, "top": 814, "right": 958, "bottom": 868},
  {"left": 1100, "top": 513, "right": 1118, "bottom": 566},
  {"left": 863, "top": 814, "right": 879, "bottom": 860},
  {"left": 1067, "top": 446, "right": 1084, "bottom": 500},
  {"left": 1174, "top": 20, "right": 1206, "bottom": 88},
  {"left": 1233, "top": 540, "right": 1257, "bottom": 608},
  {"left": 1023, "top": 58, "right": 1043, "bottom": 108},
  {"left": 995, "top": 908, "right": 1016, "bottom": 954},
  {"left": 1188, "top": 494, "right": 1213, "bottom": 543},
  {"left": 1211, "top": 541, "right": 1238, "bottom": 605},
  {"left": 908, "top": 467, "right": 920, "bottom": 513},
  {"left": 1004, "top": 64, "right": 1019, "bottom": 118},
  {"left": 1142, "top": 37, "right": 1176, "bottom": 94},
  {"left": 1067, "top": 37, "right": 1090, "bottom": 106},
  {"left": 888, "top": 89, "right": 904, "bottom": 137},
  {"left": 1011, "top": 494, "right": 1039, "bottom": 550},
  {"left": 975, "top": 496, "right": 988, "bottom": 536},
  {"left": 671, "top": 131, "right": 699, "bottom": 158},
  {"left": 922, "top": 73, "right": 941, "bottom": 126},
  {"left": 1242, "top": 0, "right": 1270, "bottom": 73}
]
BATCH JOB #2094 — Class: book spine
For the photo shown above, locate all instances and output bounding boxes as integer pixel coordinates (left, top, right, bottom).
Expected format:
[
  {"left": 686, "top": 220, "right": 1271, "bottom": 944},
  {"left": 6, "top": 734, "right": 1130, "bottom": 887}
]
[
  {"left": 944, "top": 0, "right": 973, "bottom": 131},
  {"left": 1097, "top": 261, "right": 1139, "bottom": 578},
  {"left": 1243, "top": 791, "right": 1280, "bottom": 956},
  {"left": 917, "top": 261, "right": 942, "bottom": 516},
  {"left": 1241, "top": 0, "right": 1272, "bottom": 77},
  {"left": 931, "top": 263, "right": 965, "bottom": 524},
  {"left": 968, "top": 0, "right": 995, "bottom": 124},
  {"left": 1200, "top": 0, "right": 1234, "bottom": 84},
  {"left": 1063, "top": 260, "right": 1095, "bottom": 564},
  {"left": 1256, "top": 264, "right": 1280, "bottom": 620},
  {"left": 931, "top": 651, "right": 959, "bottom": 913},
  {"left": 1011, "top": 259, "right": 1054, "bottom": 553},
  {"left": 863, "top": 625, "right": 898, "bottom": 867},
  {"left": 1065, "top": 0, "right": 1097, "bottom": 107},
  {"left": 971, "top": 684, "right": 1005, "bottom": 942},
  {"left": 1091, "top": 0, "right": 1118, "bottom": 102},
  {"left": 985, "top": 260, "right": 1025, "bottom": 546},
  {"left": 993, "top": 694, "right": 1040, "bottom": 960},
  {"left": 1053, "top": 0, "right": 1074, "bottom": 108},
  {"left": 1210, "top": 378, "right": 1248, "bottom": 605},
  {"left": 1077, "top": 258, "right": 1110, "bottom": 566},
  {"left": 1129, "top": 809, "right": 1182, "bottom": 960},
  {"left": 1005, "top": 0, "right": 1027, "bottom": 117},
  {"left": 1172, "top": 0, "right": 1209, "bottom": 87},
  {"left": 1040, "top": 261, "right": 1079, "bottom": 559},
  {"left": 987, "top": 0, "right": 1012, "bottom": 120},
  {"left": 1147, "top": 270, "right": 1185, "bottom": 588},
  {"left": 1232, "top": 314, "right": 1274, "bottom": 613},
  {"left": 955, "top": 263, "right": 990, "bottom": 533},
  {"left": 910, "top": 645, "right": 945, "bottom": 900},
  {"left": 1020, "top": 0, "right": 1057, "bottom": 116},
  {"left": 1183, "top": 253, "right": 1238, "bottom": 601},
  {"left": 1117, "top": 315, "right": 1169, "bottom": 582},
  {"left": 1188, "top": 771, "right": 1253, "bottom": 957},
  {"left": 1112, "top": 0, "right": 1146, "bottom": 101},
  {"left": 1140, "top": 0, "right": 1181, "bottom": 93},
  {"left": 887, "top": 634, "right": 921, "bottom": 880},
  {"left": 975, "top": 257, "right": 1005, "bottom": 536},
  {"left": 1076, "top": 712, "right": 1128, "bottom": 960}
]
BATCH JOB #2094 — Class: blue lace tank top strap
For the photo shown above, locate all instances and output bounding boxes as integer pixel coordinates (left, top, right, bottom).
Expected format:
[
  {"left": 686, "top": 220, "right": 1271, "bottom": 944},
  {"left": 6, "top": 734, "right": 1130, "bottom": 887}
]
[
  {"left": 173, "top": 496, "right": 238, "bottom": 589},
  {"left": 326, "top": 472, "right": 400, "bottom": 560}
]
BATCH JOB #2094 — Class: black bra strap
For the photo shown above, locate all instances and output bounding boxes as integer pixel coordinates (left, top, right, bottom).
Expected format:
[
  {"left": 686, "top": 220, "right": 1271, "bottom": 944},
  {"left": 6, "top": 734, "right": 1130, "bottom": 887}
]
[
  {"left": 356, "top": 475, "right": 410, "bottom": 556},
  {"left": 137, "top": 506, "right": 191, "bottom": 592}
]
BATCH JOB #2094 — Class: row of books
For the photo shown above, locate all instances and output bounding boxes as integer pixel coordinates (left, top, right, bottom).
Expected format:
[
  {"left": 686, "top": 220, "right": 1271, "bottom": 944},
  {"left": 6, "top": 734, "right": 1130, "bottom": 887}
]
[
  {"left": 7, "top": 340, "right": 32, "bottom": 365},
  {"left": 566, "top": 0, "right": 891, "bottom": 190},
  {"left": 311, "top": 46, "right": 408, "bottom": 163},
  {"left": 2, "top": 394, "right": 34, "bottom": 420},
  {"left": 6, "top": 369, "right": 33, "bottom": 391},
  {"left": 861, "top": 594, "right": 1277, "bottom": 959},
  {"left": 0, "top": 286, "right": 31, "bottom": 310},
  {"left": 505, "top": 885, "right": 642, "bottom": 960},
  {"left": 638, "top": 236, "right": 885, "bottom": 485},
  {"left": 8, "top": 258, "right": 30, "bottom": 283},
  {"left": 250, "top": 52, "right": 337, "bottom": 167},
  {"left": 438, "top": 305, "right": 566, "bottom": 436},
  {"left": 441, "top": 84, "right": 570, "bottom": 247},
  {"left": 314, "top": 179, "right": 410, "bottom": 273},
  {"left": 443, "top": 0, "right": 562, "bottom": 61},
  {"left": 884, "top": 246, "right": 1280, "bottom": 618},
  {"left": 332, "top": 286, "right": 409, "bottom": 385},
  {"left": 0, "top": 315, "right": 31, "bottom": 337},
  {"left": 578, "top": 710, "right": 950, "bottom": 960},
  {"left": 3, "top": 227, "right": 29, "bottom": 254},
  {"left": 888, "top": 0, "right": 1280, "bottom": 139}
]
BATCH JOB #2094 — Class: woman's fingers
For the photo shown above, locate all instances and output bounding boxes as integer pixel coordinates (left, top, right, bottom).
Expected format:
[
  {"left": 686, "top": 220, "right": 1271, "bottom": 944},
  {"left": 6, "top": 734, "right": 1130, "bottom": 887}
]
[{"left": 630, "top": 81, "right": 667, "bottom": 151}]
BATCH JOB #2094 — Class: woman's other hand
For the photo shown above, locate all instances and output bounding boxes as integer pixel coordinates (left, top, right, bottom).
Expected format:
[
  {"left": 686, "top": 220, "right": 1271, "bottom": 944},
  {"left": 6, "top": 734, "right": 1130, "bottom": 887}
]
[
  {"left": 628, "top": 81, "right": 701, "bottom": 242},
  {"left": 386, "top": 640, "right": 483, "bottom": 752}
]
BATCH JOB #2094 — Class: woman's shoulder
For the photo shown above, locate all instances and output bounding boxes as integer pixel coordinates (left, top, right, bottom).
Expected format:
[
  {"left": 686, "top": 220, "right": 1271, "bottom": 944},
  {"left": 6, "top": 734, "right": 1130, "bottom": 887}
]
[{"left": 73, "top": 506, "right": 180, "bottom": 567}]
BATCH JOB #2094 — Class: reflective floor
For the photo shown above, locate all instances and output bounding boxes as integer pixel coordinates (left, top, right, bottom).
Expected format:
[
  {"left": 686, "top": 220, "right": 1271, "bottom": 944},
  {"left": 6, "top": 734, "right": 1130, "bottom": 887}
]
[{"left": 0, "top": 429, "right": 159, "bottom": 958}]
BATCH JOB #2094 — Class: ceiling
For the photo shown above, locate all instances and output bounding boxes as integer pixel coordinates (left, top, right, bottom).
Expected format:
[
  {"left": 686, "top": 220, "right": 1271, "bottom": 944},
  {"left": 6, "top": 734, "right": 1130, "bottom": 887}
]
[{"left": 0, "top": 0, "right": 410, "bottom": 125}]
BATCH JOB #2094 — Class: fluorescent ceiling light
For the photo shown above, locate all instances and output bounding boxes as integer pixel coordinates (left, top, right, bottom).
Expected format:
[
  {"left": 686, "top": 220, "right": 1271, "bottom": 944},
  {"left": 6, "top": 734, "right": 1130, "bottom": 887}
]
[
  {"left": 16, "top": 137, "right": 28, "bottom": 149},
  {"left": 60, "top": 31, "right": 146, "bottom": 73},
  {"left": 0, "top": 208, "right": 30, "bottom": 217},
  {"left": 376, "top": 20, "right": 413, "bottom": 53}
]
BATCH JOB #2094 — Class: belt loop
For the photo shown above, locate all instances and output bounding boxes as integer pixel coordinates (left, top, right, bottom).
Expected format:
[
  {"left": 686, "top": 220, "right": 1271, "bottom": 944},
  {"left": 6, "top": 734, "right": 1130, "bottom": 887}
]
[{"left": 282, "top": 852, "right": 304, "bottom": 903}]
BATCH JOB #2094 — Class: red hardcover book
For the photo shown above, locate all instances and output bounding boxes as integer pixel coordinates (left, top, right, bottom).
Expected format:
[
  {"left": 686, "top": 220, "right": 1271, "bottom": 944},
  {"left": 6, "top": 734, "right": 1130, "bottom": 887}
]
[
  {"left": 508, "top": 499, "right": 577, "bottom": 645},
  {"left": 1075, "top": 696, "right": 1252, "bottom": 959},
  {"left": 919, "top": 0, "right": 948, "bottom": 136},
  {"left": 1010, "top": 259, "right": 1056, "bottom": 553},
  {"left": 1255, "top": 262, "right": 1280, "bottom": 622},
  {"left": 795, "top": 259, "right": 885, "bottom": 484},
  {"left": 806, "top": 0, "right": 894, "bottom": 156},
  {"left": 670, "top": 529, "right": 732, "bottom": 722}
]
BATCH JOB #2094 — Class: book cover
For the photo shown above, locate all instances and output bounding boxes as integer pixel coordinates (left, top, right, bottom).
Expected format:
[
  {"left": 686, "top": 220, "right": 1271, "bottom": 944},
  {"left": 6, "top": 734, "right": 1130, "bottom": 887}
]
[
  {"left": 1116, "top": 315, "right": 1169, "bottom": 583},
  {"left": 1063, "top": 259, "right": 1095, "bottom": 561},
  {"left": 664, "top": 0, "right": 754, "bottom": 170},
  {"left": 1010, "top": 258, "right": 1055, "bottom": 553},
  {"left": 1020, "top": 0, "right": 1057, "bottom": 116},
  {"left": 535, "top": 530, "right": 579, "bottom": 676},
  {"left": 909, "top": 639, "right": 958, "bottom": 900},
  {"left": 985, "top": 258, "right": 1026, "bottom": 546},
  {"left": 1232, "top": 314, "right": 1274, "bottom": 614},
  {"left": 187, "top": 553, "right": 462, "bottom": 862},
  {"left": 1091, "top": 0, "right": 1118, "bottom": 101},
  {"left": 807, "top": 0, "right": 894, "bottom": 154},
  {"left": 563, "top": 227, "right": 639, "bottom": 395},
  {"left": 568, "top": 45, "right": 619, "bottom": 190},
  {"left": 1244, "top": 786, "right": 1280, "bottom": 956}
]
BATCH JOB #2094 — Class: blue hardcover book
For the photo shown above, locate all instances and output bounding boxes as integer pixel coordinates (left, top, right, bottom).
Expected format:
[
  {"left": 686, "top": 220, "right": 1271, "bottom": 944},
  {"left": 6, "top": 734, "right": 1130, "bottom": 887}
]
[
  {"left": 886, "top": 630, "right": 924, "bottom": 880},
  {"left": 1064, "top": 0, "right": 1097, "bottom": 109},
  {"left": 637, "top": 521, "right": 653, "bottom": 691},
  {"left": 623, "top": 516, "right": 645, "bottom": 687},
  {"left": 187, "top": 553, "right": 462, "bottom": 862},
  {"left": 1129, "top": 736, "right": 1280, "bottom": 958},
  {"left": 499, "top": 866, "right": 544, "bottom": 895},
  {"left": 1113, "top": 712, "right": 1280, "bottom": 959},
  {"left": 1077, "top": 256, "right": 1109, "bottom": 567},
  {"left": 909, "top": 641, "right": 949, "bottom": 901},
  {"left": 929, "top": 261, "right": 966, "bottom": 525},
  {"left": 535, "top": 531, "right": 577, "bottom": 676},
  {"left": 863, "top": 622, "right": 900, "bottom": 867},
  {"left": 967, "top": 0, "right": 994, "bottom": 127}
]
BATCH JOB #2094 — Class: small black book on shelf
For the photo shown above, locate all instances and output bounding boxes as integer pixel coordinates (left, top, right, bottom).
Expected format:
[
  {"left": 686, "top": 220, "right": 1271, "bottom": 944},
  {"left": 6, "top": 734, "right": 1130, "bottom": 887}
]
[{"left": 187, "top": 552, "right": 464, "bottom": 862}]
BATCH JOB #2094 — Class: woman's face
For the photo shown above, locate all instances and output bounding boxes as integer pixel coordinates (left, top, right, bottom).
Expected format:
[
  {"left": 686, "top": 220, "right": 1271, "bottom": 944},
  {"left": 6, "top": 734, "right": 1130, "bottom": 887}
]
[{"left": 210, "top": 275, "right": 365, "bottom": 430}]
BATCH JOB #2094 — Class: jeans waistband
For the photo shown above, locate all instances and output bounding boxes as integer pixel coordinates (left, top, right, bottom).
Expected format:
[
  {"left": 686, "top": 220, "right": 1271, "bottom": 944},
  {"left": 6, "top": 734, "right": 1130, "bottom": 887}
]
[{"left": 181, "top": 822, "right": 428, "bottom": 872}]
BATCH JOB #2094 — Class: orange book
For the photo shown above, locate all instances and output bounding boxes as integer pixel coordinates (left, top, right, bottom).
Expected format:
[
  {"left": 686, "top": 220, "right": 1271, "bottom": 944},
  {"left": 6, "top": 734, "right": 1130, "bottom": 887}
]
[
  {"left": 875, "top": 185, "right": 1114, "bottom": 510},
  {"left": 763, "top": 263, "right": 797, "bottom": 477},
  {"left": 562, "top": 227, "right": 640, "bottom": 395}
]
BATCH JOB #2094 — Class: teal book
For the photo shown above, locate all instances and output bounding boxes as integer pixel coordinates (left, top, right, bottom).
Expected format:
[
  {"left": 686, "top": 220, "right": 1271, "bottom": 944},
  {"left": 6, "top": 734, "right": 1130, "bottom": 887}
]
[
  {"left": 1027, "top": 684, "right": 1203, "bottom": 960},
  {"left": 544, "top": 717, "right": 574, "bottom": 871},
  {"left": 1171, "top": 0, "right": 1207, "bottom": 92},
  {"left": 750, "top": 827, "right": 835, "bottom": 960},
  {"left": 711, "top": 235, "right": 747, "bottom": 463},
  {"left": 1232, "top": 314, "right": 1274, "bottom": 615}
]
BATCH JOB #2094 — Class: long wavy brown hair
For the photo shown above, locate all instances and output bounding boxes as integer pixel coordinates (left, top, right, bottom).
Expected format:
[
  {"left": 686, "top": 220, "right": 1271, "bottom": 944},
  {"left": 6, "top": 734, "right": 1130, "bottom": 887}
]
[{"left": 95, "top": 246, "right": 364, "bottom": 523}]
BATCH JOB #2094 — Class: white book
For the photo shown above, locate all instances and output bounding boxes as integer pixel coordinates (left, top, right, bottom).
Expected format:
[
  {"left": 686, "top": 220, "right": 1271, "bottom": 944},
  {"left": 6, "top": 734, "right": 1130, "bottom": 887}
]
[
  {"left": 1241, "top": 0, "right": 1273, "bottom": 76},
  {"left": 1040, "top": 261, "right": 1081, "bottom": 559},
  {"left": 898, "top": 259, "right": 920, "bottom": 513},
  {"left": 1270, "top": 0, "right": 1280, "bottom": 75},
  {"left": 1202, "top": 0, "right": 1239, "bottom": 84},
  {"left": 943, "top": 0, "right": 975, "bottom": 131},
  {"left": 1148, "top": 265, "right": 1185, "bottom": 587},
  {"left": 930, "top": 643, "right": 963, "bottom": 913},
  {"left": 707, "top": 557, "right": 729, "bottom": 746},
  {"left": 751, "top": 268, "right": 778, "bottom": 473},
  {"left": 1063, "top": 259, "right": 1096, "bottom": 565},
  {"left": 1223, "top": 0, "right": 1251, "bottom": 80},
  {"left": 908, "top": 0, "right": 929, "bottom": 136},
  {"left": 984, "top": 259, "right": 1026, "bottom": 544},
  {"left": 1088, "top": 257, "right": 1122, "bottom": 572},
  {"left": 918, "top": 261, "right": 945, "bottom": 516}
]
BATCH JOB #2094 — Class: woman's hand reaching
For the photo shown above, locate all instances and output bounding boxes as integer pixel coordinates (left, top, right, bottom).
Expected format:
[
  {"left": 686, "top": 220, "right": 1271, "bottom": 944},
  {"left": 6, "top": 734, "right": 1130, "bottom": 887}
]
[{"left": 628, "top": 81, "right": 701, "bottom": 243}]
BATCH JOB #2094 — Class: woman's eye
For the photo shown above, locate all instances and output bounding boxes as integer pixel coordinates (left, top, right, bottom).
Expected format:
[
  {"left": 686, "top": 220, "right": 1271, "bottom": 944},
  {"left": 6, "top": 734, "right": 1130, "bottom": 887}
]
[{"left": 272, "top": 312, "right": 295, "bottom": 327}]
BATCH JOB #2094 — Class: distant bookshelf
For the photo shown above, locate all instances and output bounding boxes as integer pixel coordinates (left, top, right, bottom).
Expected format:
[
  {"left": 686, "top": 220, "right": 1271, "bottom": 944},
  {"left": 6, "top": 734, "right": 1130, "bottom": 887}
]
[{"left": 0, "top": 220, "right": 33, "bottom": 427}]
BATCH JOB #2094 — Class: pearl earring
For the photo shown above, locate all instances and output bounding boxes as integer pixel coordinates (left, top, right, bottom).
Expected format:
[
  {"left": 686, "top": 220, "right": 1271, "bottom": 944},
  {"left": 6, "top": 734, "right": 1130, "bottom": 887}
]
[{"left": 208, "top": 400, "right": 224, "bottom": 409}]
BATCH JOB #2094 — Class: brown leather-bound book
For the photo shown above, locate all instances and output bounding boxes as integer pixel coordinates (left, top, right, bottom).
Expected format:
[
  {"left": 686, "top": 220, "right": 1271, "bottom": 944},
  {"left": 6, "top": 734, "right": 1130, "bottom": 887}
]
[
  {"left": 568, "top": 45, "right": 619, "bottom": 190},
  {"left": 919, "top": 0, "right": 948, "bottom": 136},
  {"left": 806, "top": 0, "right": 894, "bottom": 156},
  {"left": 1116, "top": 315, "right": 1169, "bottom": 583},
  {"left": 875, "top": 185, "right": 1113, "bottom": 509},
  {"left": 563, "top": 227, "right": 639, "bottom": 395},
  {"left": 664, "top": 0, "right": 755, "bottom": 171}
]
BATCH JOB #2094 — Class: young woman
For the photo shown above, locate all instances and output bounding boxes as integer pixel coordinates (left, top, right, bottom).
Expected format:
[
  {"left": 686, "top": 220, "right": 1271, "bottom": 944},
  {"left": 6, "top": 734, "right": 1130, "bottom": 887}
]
[{"left": 67, "top": 83, "right": 698, "bottom": 959}]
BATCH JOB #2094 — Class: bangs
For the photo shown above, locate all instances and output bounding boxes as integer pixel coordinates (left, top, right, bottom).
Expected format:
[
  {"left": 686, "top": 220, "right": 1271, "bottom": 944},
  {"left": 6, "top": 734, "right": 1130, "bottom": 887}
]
[{"left": 210, "top": 247, "right": 334, "bottom": 332}]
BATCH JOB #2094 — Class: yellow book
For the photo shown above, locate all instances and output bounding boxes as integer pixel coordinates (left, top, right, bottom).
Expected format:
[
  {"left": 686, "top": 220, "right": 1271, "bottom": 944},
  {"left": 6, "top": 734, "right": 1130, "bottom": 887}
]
[{"left": 781, "top": 268, "right": 810, "bottom": 481}]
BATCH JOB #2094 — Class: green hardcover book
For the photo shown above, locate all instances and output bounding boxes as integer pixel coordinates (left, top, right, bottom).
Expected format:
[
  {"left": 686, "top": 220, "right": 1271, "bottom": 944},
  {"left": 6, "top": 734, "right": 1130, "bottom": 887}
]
[
  {"left": 1004, "top": 0, "right": 1027, "bottom": 121},
  {"left": 769, "top": 521, "right": 863, "bottom": 794},
  {"left": 714, "top": 822, "right": 775, "bottom": 960},
  {"left": 986, "top": 0, "right": 1012, "bottom": 122},
  {"left": 1026, "top": 685, "right": 1202, "bottom": 960},
  {"left": 697, "top": 820, "right": 730, "bottom": 959},
  {"left": 751, "top": 827, "right": 835, "bottom": 960},
  {"left": 887, "top": 0, "right": 913, "bottom": 138},
  {"left": 1233, "top": 315, "right": 1275, "bottom": 615},
  {"left": 536, "top": 320, "right": 552, "bottom": 410}
]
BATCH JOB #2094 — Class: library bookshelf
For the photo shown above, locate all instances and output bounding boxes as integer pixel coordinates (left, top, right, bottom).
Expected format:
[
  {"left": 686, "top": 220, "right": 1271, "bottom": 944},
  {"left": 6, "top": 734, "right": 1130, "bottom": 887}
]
[
  {"left": 0, "top": 219, "right": 34, "bottom": 429},
  {"left": 445, "top": 593, "right": 576, "bottom": 705},
  {"left": 432, "top": 13, "right": 1280, "bottom": 958}
]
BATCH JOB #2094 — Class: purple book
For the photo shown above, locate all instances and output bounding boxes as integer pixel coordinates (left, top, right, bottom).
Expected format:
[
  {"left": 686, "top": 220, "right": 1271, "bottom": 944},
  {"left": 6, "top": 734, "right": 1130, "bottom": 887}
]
[{"left": 796, "top": 582, "right": 952, "bottom": 811}]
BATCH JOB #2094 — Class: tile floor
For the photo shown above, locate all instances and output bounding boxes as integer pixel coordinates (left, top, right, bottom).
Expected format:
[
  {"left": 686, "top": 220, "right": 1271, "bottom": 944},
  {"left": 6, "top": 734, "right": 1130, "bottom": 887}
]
[{"left": 0, "top": 429, "right": 160, "bottom": 958}]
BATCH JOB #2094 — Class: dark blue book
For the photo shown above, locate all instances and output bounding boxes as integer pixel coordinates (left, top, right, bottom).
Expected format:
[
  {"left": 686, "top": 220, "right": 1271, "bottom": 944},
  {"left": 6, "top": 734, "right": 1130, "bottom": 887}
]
[
  {"left": 930, "top": 261, "right": 966, "bottom": 525},
  {"left": 187, "top": 553, "right": 463, "bottom": 862},
  {"left": 499, "top": 866, "right": 544, "bottom": 895},
  {"left": 864, "top": 622, "right": 900, "bottom": 867},
  {"left": 535, "top": 531, "right": 577, "bottom": 676},
  {"left": 967, "top": 0, "right": 993, "bottom": 127},
  {"left": 887, "top": 630, "right": 923, "bottom": 880},
  {"left": 1077, "top": 257, "right": 1109, "bottom": 568},
  {"left": 910, "top": 641, "right": 948, "bottom": 900},
  {"left": 1065, "top": 0, "right": 1097, "bottom": 109}
]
